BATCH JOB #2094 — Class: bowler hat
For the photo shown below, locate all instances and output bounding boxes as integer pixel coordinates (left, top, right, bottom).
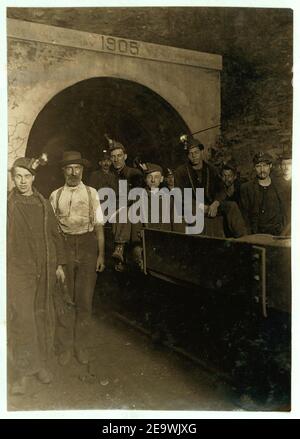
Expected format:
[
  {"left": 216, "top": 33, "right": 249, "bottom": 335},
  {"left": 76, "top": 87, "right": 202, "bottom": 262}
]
[
  {"left": 60, "top": 151, "right": 90, "bottom": 167},
  {"left": 253, "top": 151, "right": 273, "bottom": 165}
]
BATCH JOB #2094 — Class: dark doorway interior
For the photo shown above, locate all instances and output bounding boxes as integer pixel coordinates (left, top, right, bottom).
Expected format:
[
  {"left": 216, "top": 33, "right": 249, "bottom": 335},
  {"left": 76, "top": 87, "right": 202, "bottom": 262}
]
[{"left": 26, "top": 77, "right": 190, "bottom": 197}]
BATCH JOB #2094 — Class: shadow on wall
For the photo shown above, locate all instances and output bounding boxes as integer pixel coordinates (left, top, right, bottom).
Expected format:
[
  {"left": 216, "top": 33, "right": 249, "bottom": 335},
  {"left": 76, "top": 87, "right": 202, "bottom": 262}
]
[{"left": 26, "top": 77, "right": 191, "bottom": 198}]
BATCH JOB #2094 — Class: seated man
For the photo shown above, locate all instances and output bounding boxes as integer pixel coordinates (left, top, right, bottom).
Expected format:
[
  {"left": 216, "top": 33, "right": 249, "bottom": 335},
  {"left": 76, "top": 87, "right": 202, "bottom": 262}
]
[
  {"left": 219, "top": 159, "right": 247, "bottom": 237},
  {"left": 240, "top": 151, "right": 285, "bottom": 235},
  {"left": 174, "top": 137, "right": 247, "bottom": 238},
  {"left": 106, "top": 137, "right": 143, "bottom": 270},
  {"left": 127, "top": 162, "right": 175, "bottom": 270},
  {"left": 220, "top": 159, "right": 242, "bottom": 205}
]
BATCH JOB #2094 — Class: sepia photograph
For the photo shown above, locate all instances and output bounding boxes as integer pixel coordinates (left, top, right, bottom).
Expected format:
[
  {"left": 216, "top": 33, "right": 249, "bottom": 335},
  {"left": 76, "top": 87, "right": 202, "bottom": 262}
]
[{"left": 3, "top": 2, "right": 296, "bottom": 415}]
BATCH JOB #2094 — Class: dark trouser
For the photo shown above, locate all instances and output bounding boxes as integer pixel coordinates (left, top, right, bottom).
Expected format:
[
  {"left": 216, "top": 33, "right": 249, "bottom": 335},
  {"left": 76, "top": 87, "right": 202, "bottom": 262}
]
[
  {"left": 219, "top": 201, "right": 247, "bottom": 238},
  {"left": 55, "top": 232, "right": 98, "bottom": 353},
  {"left": 7, "top": 267, "right": 53, "bottom": 380},
  {"left": 112, "top": 221, "right": 133, "bottom": 244},
  {"left": 112, "top": 201, "right": 173, "bottom": 245},
  {"left": 181, "top": 200, "right": 247, "bottom": 238},
  {"left": 257, "top": 223, "right": 283, "bottom": 236},
  {"left": 112, "top": 201, "right": 247, "bottom": 239}
]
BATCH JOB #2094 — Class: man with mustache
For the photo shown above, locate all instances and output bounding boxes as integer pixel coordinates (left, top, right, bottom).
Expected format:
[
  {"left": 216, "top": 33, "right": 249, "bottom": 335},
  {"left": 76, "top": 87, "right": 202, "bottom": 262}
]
[
  {"left": 50, "top": 151, "right": 105, "bottom": 366},
  {"left": 240, "top": 151, "right": 285, "bottom": 235}
]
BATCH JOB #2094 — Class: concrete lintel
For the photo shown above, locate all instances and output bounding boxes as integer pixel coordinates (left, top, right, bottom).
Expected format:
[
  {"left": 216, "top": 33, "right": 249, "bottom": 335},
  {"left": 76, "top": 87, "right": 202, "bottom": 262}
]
[{"left": 7, "top": 18, "right": 222, "bottom": 71}]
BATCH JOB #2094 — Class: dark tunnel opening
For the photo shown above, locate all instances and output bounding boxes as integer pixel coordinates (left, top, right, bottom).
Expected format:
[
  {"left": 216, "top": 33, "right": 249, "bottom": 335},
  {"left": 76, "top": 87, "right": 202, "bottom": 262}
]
[{"left": 26, "top": 77, "right": 191, "bottom": 197}]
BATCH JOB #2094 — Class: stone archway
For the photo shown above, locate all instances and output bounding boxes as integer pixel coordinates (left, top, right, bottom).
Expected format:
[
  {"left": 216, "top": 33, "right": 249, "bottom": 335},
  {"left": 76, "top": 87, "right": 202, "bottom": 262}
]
[
  {"left": 26, "top": 76, "right": 191, "bottom": 197},
  {"left": 7, "top": 18, "right": 222, "bottom": 190}
]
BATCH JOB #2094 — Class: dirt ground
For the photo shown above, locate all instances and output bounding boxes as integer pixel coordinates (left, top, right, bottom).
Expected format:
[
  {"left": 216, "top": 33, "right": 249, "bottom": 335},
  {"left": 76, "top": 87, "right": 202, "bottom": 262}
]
[{"left": 8, "top": 304, "right": 240, "bottom": 412}]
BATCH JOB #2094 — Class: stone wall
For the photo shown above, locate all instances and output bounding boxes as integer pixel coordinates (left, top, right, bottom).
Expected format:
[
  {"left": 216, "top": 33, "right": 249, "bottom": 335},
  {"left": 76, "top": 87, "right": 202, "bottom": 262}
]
[{"left": 218, "top": 17, "right": 293, "bottom": 177}]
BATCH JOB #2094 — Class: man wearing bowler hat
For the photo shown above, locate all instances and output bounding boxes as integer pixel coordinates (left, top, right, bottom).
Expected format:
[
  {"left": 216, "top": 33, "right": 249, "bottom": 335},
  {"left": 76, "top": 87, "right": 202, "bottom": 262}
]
[
  {"left": 240, "top": 151, "right": 285, "bottom": 235},
  {"left": 50, "top": 151, "right": 105, "bottom": 366}
]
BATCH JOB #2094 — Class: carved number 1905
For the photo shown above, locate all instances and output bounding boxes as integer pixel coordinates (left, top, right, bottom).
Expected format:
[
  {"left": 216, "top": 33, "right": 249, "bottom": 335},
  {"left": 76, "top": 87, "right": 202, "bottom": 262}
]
[{"left": 101, "top": 36, "right": 139, "bottom": 56}]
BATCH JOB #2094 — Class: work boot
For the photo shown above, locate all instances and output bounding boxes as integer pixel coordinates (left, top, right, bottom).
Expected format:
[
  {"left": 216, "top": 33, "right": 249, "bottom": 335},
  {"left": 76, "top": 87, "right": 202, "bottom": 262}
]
[
  {"left": 114, "top": 261, "right": 126, "bottom": 272},
  {"left": 11, "top": 377, "right": 27, "bottom": 395},
  {"left": 36, "top": 368, "right": 53, "bottom": 384},
  {"left": 58, "top": 350, "right": 72, "bottom": 367},
  {"left": 75, "top": 349, "right": 89, "bottom": 365},
  {"left": 112, "top": 243, "right": 125, "bottom": 263},
  {"left": 132, "top": 245, "right": 144, "bottom": 271}
]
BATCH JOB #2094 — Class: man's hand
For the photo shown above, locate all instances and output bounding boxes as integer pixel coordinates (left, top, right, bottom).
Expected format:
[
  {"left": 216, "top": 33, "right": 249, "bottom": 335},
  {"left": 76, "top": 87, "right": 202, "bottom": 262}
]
[
  {"left": 207, "top": 200, "right": 220, "bottom": 218},
  {"left": 96, "top": 255, "right": 105, "bottom": 272},
  {"left": 56, "top": 265, "right": 66, "bottom": 283},
  {"left": 198, "top": 203, "right": 209, "bottom": 215}
]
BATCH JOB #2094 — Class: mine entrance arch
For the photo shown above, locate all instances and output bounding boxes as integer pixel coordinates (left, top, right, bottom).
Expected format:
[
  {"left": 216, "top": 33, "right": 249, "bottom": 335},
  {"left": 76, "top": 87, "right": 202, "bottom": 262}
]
[
  {"left": 26, "top": 77, "right": 191, "bottom": 196},
  {"left": 8, "top": 18, "right": 222, "bottom": 193}
]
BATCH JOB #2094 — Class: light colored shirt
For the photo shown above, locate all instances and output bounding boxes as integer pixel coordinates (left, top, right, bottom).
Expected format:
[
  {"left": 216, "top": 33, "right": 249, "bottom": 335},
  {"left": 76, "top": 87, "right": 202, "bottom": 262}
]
[{"left": 50, "top": 182, "right": 104, "bottom": 235}]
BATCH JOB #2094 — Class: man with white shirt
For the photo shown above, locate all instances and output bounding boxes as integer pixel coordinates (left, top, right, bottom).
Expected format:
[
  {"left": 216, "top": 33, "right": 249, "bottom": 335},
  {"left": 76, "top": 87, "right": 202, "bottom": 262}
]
[{"left": 50, "top": 151, "right": 105, "bottom": 366}]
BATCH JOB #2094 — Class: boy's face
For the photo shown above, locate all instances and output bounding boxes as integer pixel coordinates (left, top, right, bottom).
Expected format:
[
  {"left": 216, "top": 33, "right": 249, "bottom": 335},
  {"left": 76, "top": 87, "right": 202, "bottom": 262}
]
[
  {"left": 145, "top": 171, "right": 163, "bottom": 190},
  {"left": 99, "top": 158, "right": 112, "bottom": 172},
  {"left": 166, "top": 174, "right": 175, "bottom": 188},
  {"left": 188, "top": 146, "right": 203, "bottom": 166},
  {"left": 110, "top": 148, "right": 127, "bottom": 170},
  {"left": 12, "top": 166, "right": 35, "bottom": 195}
]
